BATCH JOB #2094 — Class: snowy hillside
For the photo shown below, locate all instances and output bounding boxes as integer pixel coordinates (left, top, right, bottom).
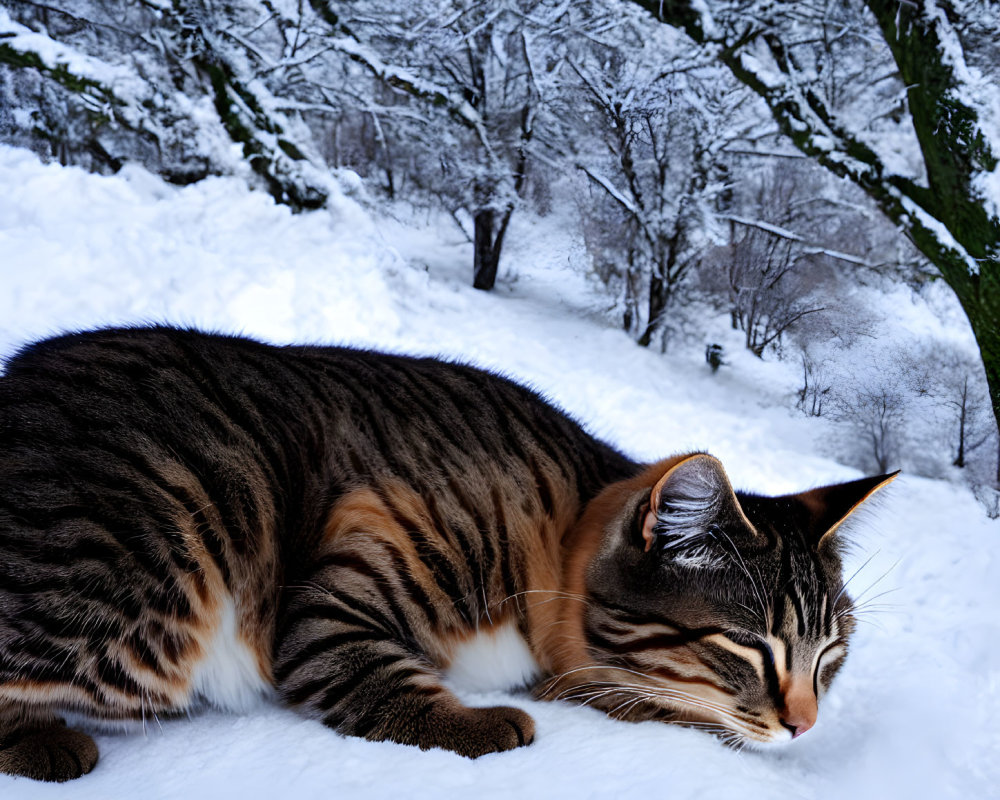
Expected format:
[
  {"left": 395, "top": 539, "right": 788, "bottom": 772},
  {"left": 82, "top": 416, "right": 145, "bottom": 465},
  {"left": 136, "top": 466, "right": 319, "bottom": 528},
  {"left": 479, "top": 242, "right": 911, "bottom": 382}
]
[{"left": 1, "top": 145, "right": 998, "bottom": 800}]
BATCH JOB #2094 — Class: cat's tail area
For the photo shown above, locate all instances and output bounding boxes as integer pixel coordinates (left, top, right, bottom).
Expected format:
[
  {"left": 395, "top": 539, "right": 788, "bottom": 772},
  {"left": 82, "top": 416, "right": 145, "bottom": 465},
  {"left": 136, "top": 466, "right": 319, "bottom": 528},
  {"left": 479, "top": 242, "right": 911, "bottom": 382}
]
[{"left": 0, "top": 705, "right": 98, "bottom": 782}]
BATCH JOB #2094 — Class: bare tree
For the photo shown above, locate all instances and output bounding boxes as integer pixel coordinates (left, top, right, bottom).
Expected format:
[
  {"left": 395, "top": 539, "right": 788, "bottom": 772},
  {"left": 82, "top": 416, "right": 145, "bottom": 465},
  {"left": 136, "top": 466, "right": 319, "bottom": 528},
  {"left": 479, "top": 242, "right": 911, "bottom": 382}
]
[
  {"left": 314, "top": 0, "right": 600, "bottom": 290},
  {"left": 699, "top": 164, "right": 851, "bottom": 358},
  {"left": 796, "top": 344, "right": 832, "bottom": 417},
  {"left": 790, "top": 292, "right": 881, "bottom": 418},
  {"left": 570, "top": 35, "right": 748, "bottom": 348},
  {"left": 908, "top": 347, "right": 994, "bottom": 470},
  {"left": 832, "top": 368, "right": 908, "bottom": 474},
  {"left": 722, "top": 228, "right": 826, "bottom": 357}
]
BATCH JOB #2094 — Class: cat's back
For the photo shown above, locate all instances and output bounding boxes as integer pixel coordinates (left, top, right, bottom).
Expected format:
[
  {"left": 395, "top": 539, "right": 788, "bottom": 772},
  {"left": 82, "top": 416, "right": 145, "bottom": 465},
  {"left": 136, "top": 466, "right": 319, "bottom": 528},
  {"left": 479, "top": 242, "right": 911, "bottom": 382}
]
[
  {"left": 1, "top": 325, "right": 605, "bottom": 462},
  {"left": 0, "top": 325, "right": 634, "bottom": 570}
]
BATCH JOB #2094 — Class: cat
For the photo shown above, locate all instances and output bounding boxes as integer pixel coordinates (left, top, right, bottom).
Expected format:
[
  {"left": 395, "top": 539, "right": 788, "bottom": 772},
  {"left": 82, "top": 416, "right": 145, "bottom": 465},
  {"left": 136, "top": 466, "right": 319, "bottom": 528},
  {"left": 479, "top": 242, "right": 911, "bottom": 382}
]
[{"left": 0, "top": 326, "right": 895, "bottom": 781}]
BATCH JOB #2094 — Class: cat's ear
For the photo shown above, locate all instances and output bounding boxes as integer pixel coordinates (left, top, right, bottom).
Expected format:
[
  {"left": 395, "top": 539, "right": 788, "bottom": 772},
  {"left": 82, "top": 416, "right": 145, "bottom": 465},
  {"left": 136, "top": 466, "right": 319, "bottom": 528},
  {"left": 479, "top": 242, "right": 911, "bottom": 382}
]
[
  {"left": 641, "top": 454, "right": 753, "bottom": 556},
  {"left": 792, "top": 472, "right": 899, "bottom": 550}
]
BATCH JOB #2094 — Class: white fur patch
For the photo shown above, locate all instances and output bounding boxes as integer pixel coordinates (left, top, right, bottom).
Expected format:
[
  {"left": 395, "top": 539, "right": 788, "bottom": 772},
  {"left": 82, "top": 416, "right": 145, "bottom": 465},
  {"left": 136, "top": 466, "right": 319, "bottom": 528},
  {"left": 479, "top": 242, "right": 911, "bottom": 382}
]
[
  {"left": 445, "top": 622, "right": 541, "bottom": 692},
  {"left": 189, "top": 596, "right": 271, "bottom": 712}
]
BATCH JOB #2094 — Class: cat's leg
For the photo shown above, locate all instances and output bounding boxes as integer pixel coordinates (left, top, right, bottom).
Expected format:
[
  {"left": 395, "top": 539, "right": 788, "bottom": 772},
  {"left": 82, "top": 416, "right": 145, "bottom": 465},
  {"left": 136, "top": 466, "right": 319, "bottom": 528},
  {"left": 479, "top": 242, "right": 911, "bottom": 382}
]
[
  {"left": 0, "top": 702, "right": 98, "bottom": 782},
  {"left": 275, "top": 585, "right": 535, "bottom": 757}
]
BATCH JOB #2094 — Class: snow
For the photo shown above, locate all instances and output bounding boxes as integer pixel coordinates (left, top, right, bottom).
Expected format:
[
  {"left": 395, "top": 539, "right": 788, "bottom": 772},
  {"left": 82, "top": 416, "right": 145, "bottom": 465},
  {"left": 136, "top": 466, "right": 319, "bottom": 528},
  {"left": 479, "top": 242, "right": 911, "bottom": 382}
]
[
  {"left": 0, "top": 9, "right": 134, "bottom": 88},
  {"left": 975, "top": 165, "right": 1000, "bottom": 225},
  {"left": 892, "top": 188, "right": 983, "bottom": 275},
  {"left": 1, "top": 144, "right": 998, "bottom": 798},
  {"left": 689, "top": 0, "right": 719, "bottom": 40}
]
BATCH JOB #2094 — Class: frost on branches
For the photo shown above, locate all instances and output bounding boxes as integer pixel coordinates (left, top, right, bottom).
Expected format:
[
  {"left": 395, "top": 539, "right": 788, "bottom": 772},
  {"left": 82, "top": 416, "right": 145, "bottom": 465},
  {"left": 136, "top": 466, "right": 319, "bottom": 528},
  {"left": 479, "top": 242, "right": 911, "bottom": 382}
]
[{"left": 629, "top": 0, "right": 1000, "bottom": 446}]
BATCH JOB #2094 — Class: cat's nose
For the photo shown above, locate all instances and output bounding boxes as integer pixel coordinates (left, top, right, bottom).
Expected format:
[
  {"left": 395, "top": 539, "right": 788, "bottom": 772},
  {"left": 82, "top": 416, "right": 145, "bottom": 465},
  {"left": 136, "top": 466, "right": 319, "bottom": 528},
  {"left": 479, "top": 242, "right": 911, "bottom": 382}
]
[
  {"left": 779, "top": 717, "right": 813, "bottom": 739},
  {"left": 780, "top": 678, "right": 817, "bottom": 739}
]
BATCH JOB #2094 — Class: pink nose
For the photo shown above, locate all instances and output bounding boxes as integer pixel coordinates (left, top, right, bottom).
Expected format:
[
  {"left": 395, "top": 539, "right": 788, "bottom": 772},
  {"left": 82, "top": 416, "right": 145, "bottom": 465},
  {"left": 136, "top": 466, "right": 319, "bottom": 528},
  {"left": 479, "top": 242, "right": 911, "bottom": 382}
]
[
  {"left": 782, "top": 717, "right": 815, "bottom": 739},
  {"left": 781, "top": 681, "right": 817, "bottom": 739}
]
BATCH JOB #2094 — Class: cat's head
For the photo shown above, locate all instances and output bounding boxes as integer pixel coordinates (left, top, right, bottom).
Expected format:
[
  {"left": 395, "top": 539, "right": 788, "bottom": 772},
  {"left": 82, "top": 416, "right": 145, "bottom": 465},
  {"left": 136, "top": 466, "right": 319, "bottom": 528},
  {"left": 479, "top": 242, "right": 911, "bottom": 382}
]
[{"left": 553, "top": 454, "right": 896, "bottom": 748}]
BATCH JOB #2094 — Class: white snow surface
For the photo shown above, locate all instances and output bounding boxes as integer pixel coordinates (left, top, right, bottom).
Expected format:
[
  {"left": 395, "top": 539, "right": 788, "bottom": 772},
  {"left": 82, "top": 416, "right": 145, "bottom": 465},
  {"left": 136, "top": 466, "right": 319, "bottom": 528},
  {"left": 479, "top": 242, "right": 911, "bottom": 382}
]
[{"left": 0, "top": 145, "right": 998, "bottom": 799}]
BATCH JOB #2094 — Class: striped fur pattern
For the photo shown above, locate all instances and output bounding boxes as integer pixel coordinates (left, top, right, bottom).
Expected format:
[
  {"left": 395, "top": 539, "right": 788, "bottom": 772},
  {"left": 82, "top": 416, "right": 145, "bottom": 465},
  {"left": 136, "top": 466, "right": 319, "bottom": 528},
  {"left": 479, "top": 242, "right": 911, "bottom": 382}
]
[{"left": 0, "top": 327, "right": 895, "bottom": 781}]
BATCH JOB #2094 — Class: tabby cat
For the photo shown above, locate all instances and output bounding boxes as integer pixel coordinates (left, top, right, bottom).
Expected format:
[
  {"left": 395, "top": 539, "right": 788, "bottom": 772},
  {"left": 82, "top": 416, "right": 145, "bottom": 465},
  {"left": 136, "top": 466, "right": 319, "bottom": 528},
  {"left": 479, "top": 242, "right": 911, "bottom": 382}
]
[{"left": 0, "top": 326, "right": 895, "bottom": 781}]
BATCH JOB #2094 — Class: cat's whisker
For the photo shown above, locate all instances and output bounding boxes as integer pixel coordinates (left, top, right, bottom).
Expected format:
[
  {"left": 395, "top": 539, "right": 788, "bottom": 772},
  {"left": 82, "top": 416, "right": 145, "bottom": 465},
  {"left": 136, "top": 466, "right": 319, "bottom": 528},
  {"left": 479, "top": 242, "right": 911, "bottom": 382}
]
[
  {"left": 848, "top": 559, "right": 902, "bottom": 610},
  {"left": 834, "top": 587, "right": 901, "bottom": 625},
  {"left": 851, "top": 603, "right": 900, "bottom": 617},
  {"left": 682, "top": 721, "right": 731, "bottom": 734},
  {"left": 549, "top": 678, "right": 626, "bottom": 703},
  {"left": 481, "top": 586, "right": 494, "bottom": 626},
  {"left": 548, "top": 679, "right": 603, "bottom": 702},
  {"left": 148, "top": 691, "right": 163, "bottom": 733},
  {"left": 844, "top": 597, "right": 901, "bottom": 618},
  {"left": 834, "top": 550, "right": 881, "bottom": 606},
  {"left": 732, "top": 600, "right": 765, "bottom": 624},
  {"left": 572, "top": 688, "right": 624, "bottom": 709},
  {"left": 556, "top": 682, "right": 645, "bottom": 709},
  {"left": 685, "top": 717, "right": 747, "bottom": 746},
  {"left": 563, "top": 686, "right": 664, "bottom": 722},
  {"left": 852, "top": 615, "right": 889, "bottom": 632},
  {"left": 543, "top": 667, "right": 743, "bottom": 721},
  {"left": 492, "top": 589, "right": 592, "bottom": 612},
  {"left": 849, "top": 585, "right": 901, "bottom": 610},
  {"left": 540, "top": 665, "right": 647, "bottom": 698},
  {"left": 610, "top": 693, "right": 652, "bottom": 720},
  {"left": 649, "top": 692, "right": 741, "bottom": 720},
  {"left": 555, "top": 685, "right": 647, "bottom": 711},
  {"left": 559, "top": 677, "right": 744, "bottom": 721}
]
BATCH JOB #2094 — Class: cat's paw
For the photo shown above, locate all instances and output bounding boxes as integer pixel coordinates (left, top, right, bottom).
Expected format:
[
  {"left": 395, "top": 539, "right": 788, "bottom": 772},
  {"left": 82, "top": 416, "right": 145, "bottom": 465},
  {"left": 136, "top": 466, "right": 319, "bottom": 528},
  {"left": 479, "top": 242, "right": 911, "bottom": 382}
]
[
  {"left": 0, "top": 725, "right": 99, "bottom": 782},
  {"left": 425, "top": 704, "right": 536, "bottom": 758}
]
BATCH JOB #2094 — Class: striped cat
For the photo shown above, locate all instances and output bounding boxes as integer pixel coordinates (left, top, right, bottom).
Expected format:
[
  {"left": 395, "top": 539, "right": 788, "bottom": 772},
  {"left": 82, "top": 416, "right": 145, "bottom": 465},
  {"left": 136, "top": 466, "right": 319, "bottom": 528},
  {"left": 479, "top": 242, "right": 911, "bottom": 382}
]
[{"left": 0, "top": 327, "right": 894, "bottom": 781}]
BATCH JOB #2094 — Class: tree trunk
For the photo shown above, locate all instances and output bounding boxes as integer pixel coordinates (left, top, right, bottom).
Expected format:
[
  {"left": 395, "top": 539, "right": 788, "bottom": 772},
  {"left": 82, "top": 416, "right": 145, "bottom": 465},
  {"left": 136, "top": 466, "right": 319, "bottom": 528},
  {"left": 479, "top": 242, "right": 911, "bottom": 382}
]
[
  {"left": 637, "top": 269, "right": 666, "bottom": 348},
  {"left": 473, "top": 209, "right": 499, "bottom": 290},
  {"left": 472, "top": 207, "right": 513, "bottom": 291},
  {"left": 954, "top": 377, "right": 968, "bottom": 468}
]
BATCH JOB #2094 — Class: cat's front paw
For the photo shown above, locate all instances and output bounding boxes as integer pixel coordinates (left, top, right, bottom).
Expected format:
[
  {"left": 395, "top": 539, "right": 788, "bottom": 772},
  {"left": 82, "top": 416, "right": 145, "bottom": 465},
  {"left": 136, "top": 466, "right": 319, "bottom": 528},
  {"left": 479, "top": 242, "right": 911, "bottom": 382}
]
[
  {"left": 429, "top": 704, "right": 535, "bottom": 758},
  {"left": 0, "top": 725, "right": 99, "bottom": 782}
]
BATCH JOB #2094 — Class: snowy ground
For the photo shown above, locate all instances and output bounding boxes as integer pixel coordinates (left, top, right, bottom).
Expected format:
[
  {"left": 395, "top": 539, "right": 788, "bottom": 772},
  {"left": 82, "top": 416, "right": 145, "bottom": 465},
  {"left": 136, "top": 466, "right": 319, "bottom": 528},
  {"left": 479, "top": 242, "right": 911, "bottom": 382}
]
[{"left": 1, "top": 145, "right": 998, "bottom": 799}]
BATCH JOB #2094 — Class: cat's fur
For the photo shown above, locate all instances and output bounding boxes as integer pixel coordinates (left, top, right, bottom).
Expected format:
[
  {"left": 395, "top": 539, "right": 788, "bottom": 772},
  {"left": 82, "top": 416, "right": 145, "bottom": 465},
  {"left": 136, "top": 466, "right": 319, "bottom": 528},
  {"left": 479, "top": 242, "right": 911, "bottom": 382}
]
[{"left": 0, "top": 327, "right": 894, "bottom": 781}]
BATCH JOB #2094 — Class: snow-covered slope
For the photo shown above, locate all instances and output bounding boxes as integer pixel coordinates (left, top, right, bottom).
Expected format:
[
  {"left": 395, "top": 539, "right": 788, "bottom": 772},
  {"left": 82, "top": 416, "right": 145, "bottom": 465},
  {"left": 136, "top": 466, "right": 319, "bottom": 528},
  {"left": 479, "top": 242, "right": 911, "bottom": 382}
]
[{"left": 1, "top": 145, "right": 997, "bottom": 799}]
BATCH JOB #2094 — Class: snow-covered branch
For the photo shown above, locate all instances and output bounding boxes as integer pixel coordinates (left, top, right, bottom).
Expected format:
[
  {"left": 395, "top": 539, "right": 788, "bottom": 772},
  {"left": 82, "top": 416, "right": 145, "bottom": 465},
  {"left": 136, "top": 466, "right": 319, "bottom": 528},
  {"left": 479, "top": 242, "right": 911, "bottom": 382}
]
[
  {"left": 576, "top": 164, "right": 638, "bottom": 215},
  {"left": 721, "top": 215, "right": 872, "bottom": 267}
]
